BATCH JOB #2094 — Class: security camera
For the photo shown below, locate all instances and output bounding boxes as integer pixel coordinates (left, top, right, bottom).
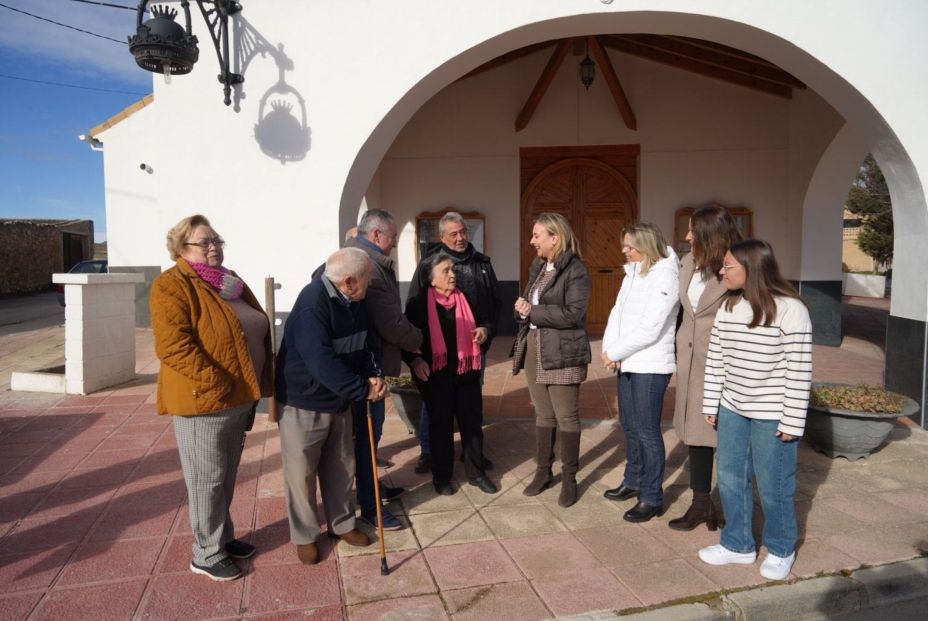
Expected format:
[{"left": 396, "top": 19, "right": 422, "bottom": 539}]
[{"left": 140, "top": 163, "right": 154, "bottom": 174}]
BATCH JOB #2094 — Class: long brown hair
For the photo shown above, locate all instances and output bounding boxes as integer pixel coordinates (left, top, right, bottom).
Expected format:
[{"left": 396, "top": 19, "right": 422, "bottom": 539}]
[
  {"left": 691, "top": 204, "right": 742, "bottom": 280},
  {"left": 724, "top": 239, "right": 805, "bottom": 328}
]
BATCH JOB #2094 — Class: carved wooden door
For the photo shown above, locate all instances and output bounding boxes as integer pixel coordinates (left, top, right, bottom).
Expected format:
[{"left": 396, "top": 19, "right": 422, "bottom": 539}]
[{"left": 520, "top": 157, "right": 637, "bottom": 334}]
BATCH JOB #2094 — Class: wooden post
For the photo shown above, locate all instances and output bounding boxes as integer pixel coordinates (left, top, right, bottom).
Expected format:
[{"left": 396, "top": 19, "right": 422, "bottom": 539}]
[{"left": 265, "top": 276, "right": 280, "bottom": 423}]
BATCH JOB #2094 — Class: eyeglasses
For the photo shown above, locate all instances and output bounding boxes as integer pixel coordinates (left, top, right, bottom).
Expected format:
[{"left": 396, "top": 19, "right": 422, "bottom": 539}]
[
  {"left": 184, "top": 238, "right": 225, "bottom": 250},
  {"left": 720, "top": 264, "right": 742, "bottom": 272}
]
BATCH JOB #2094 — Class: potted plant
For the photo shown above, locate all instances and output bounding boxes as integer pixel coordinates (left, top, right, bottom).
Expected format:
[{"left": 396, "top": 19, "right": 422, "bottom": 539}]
[
  {"left": 385, "top": 375, "right": 421, "bottom": 435},
  {"left": 806, "top": 383, "right": 919, "bottom": 460}
]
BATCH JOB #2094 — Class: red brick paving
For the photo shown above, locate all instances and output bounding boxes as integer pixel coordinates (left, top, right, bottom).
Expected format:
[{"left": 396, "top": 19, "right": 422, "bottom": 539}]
[{"left": 0, "top": 298, "right": 927, "bottom": 619}]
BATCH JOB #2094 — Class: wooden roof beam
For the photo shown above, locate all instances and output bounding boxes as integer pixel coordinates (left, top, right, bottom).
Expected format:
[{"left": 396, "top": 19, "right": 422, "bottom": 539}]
[
  {"left": 515, "top": 39, "right": 570, "bottom": 132},
  {"left": 601, "top": 35, "right": 792, "bottom": 99},
  {"left": 587, "top": 36, "right": 637, "bottom": 130},
  {"left": 620, "top": 34, "right": 805, "bottom": 89}
]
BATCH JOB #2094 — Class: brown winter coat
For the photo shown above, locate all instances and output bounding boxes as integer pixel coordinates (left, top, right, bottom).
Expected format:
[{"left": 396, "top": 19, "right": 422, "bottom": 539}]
[
  {"left": 673, "top": 253, "right": 728, "bottom": 447},
  {"left": 151, "top": 259, "right": 273, "bottom": 416},
  {"left": 511, "top": 251, "right": 592, "bottom": 371}
]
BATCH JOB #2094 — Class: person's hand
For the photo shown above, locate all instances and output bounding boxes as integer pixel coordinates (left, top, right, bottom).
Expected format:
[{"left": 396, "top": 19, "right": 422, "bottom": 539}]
[
  {"left": 411, "top": 357, "right": 430, "bottom": 382},
  {"left": 600, "top": 351, "right": 619, "bottom": 372},
  {"left": 514, "top": 297, "right": 531, "bottom": 317},
  {"left": 704, "top": 415, "right": 717, "bottom": 427},
  {"left": 776, "top": 430, "right": 797, "bottom": 442},
  {"left": 367, "top": 377, "right": 387, "bottom": 401},
  {"left": 472, "top": 327, "right": 488, "bottom": 345}
]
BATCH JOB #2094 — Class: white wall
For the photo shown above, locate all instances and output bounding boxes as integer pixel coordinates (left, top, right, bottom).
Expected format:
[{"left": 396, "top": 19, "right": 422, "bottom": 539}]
[
  {"left": 97, "top": 0, "right": 928, "bottom": 318},
  {"left": 377, "top": 47, "right": 836, "bottom": 282}
]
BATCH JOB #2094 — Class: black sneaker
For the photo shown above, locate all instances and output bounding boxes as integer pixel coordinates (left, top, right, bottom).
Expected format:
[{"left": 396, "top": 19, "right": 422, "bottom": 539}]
[
  {"left": 360, "top": 508, "right": 405, "bottom": 531},
  {"left": 224, "top": 539, "right": 256, "bottom": 559},
  {"left": 190, "top": 557, "right": 243, "bottom": 581},
  {"left": 381, "top": 485, "right": 405, "bottom": 502}
]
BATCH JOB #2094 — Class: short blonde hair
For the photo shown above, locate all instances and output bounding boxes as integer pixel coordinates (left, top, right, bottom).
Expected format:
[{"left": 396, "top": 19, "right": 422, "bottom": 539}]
[
  {"left": 166, "top": 214, "right": 212, "bottom": 260},
  {"left": 624, "top": 222, "right": 669, "bottom": 274},
  {"left": 535, "top": 212, "right": 581, "bottom": 261}
]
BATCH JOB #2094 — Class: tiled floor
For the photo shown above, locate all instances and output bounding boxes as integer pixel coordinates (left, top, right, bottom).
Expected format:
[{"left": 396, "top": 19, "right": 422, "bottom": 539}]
[{"left": 1, "top": 297, "right": 927, "bottom": 620}]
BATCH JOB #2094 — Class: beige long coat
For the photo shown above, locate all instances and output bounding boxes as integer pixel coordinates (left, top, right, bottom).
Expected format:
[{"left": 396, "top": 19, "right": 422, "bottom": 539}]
[{"left": 673, "top": 253, "right": 729, "bottom": 447}]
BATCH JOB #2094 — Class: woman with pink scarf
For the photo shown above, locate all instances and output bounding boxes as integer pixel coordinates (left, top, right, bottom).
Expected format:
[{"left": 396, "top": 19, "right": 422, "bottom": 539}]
[
  {"left": 404, "top": 253, "right": 498, "bottom": 496},
  {"left": 151, "top": 214, "right": 273, "bottom": 582}
]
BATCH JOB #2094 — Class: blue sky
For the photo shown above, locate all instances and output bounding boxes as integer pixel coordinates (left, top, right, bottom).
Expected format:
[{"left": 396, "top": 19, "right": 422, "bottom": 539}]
[{"left": 0, "top": 0, "right": 153, "bottom": 242}]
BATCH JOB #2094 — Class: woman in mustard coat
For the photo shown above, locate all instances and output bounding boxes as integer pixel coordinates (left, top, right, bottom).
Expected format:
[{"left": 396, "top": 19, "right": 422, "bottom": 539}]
[{"left": 151, "top": 214, "right": 273, "bottom": 581}]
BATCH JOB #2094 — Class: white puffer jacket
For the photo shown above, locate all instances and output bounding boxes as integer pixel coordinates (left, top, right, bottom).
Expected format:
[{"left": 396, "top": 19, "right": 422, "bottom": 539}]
[{"left": 602, "top": 247, "right": 680, "bottom": 374}]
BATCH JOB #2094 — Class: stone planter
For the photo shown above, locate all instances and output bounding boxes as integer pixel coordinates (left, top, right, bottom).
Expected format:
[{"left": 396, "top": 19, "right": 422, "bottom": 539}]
[
  {"left": 389, "top": 385, "right": 422, "bottom": 435},
  {"left": 806, "top": 383, "right": 919, "bottom": 460}
]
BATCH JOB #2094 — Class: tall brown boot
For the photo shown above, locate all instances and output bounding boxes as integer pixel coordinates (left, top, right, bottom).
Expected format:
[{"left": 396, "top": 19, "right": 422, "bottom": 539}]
[
  {"left": 558, "top": 430, "right": 581, "bottom": 507},
  {"left": 523, "top": 426, "right": 556, "bottom": 496},
  {"left": 668, "top": 491, "right": 720, "bottom": 531}
]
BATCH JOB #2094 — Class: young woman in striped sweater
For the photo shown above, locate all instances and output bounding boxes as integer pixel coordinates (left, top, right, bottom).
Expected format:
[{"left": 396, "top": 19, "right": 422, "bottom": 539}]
[{"left": 697, "top": 239, "right": 813, "bottom": 581}]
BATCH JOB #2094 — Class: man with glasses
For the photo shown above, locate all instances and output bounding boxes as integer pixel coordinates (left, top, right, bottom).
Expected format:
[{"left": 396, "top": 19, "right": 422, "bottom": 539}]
[
  {"left": 345, "top": 209, "right": 423, "bottom": 530},
  {"left": 407, "top": 211, "right": 502, "bottom": 474}
]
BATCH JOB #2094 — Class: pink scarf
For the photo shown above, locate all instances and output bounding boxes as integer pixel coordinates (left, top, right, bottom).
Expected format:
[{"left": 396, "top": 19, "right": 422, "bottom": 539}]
[
  {"left": 427, "top": 287, "right": 483, "bottom": 375},
  {"left": 189, "top": 261, "right": 244, "bottom": 300}
]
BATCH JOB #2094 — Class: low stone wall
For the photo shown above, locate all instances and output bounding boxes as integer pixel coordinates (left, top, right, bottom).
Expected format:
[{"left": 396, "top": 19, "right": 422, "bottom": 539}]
[
  {"left": 0, "top": 220, "right": 94, "bottom": 295},
  {"left": 0, "top": 223, "right": 62, "bottom": 294}
]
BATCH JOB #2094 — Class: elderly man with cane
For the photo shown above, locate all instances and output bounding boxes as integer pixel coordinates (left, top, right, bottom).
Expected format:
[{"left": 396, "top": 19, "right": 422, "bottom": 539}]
[
  {"left": 275, "top": 247, "right": 385, "bottom": 564},
  {"left": 346, "top": 209, "right": 423, "bottom": 530}
]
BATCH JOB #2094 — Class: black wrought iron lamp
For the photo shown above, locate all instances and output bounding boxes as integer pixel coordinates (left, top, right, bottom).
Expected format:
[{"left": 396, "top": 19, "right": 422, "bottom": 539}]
[
  {"left": 128, "top": 1, "right": 243, "bottom": 106},
  {"left": 579, "top": 49, "right": 596, "bottom": 90}
]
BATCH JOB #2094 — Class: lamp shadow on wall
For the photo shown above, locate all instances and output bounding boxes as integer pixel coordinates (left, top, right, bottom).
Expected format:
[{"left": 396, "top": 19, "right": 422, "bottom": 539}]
[{"left": 232, "top": 16, "right": 311, "bottom": 164}]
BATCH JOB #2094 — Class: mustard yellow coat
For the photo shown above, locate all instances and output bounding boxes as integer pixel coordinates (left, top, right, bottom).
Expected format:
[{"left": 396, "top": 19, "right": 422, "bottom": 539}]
[{"left": 151, "top": 259, "right": 273, "bottom": 415}]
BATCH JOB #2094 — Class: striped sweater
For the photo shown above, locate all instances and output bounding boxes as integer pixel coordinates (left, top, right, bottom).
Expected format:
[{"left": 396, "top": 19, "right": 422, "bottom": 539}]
[{"left": 702, "top": 296, "right": 813, "bottom": 436}]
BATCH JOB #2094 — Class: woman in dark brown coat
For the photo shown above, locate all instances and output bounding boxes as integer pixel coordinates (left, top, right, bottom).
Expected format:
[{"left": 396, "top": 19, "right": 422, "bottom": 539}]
[
  {"left": 512, "top": 212, "right": 592, "bottom": 508},
  {"left": 670, "top": 205, "right": 742, "bottom": 531}
]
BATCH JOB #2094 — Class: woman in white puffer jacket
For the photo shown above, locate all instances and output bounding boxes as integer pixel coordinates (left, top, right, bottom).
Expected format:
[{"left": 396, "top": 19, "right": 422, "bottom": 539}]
[{"left": 601, "top": 222, "right": 680, "bottom": 523}]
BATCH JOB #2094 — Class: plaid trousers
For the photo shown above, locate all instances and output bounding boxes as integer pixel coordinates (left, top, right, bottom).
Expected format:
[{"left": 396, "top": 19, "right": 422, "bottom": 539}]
[{"left": 172, "top": 401, "right": 252, "bottom": 565}]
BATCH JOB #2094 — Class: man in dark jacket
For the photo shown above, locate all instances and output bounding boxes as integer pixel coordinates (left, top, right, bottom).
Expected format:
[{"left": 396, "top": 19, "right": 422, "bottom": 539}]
[
  {"left": 345, "top": 209, "right": 422, "bottom": 530},
  {"left": 276, "top": 247, "right": 383, "bottom": 565},
  {"left": 407, "top": 211, "right": 502, "bottom": 473}
]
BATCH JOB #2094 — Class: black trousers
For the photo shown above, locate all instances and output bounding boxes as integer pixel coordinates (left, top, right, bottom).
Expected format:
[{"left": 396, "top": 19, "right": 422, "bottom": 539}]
[{"left": 422, "top": 380, "right": 485, "bottom": 484}]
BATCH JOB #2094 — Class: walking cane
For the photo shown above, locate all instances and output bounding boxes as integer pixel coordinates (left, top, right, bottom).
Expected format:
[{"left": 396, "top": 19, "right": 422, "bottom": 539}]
[{"left": 366, "top": 400, "right": 390, "bottom": 575}]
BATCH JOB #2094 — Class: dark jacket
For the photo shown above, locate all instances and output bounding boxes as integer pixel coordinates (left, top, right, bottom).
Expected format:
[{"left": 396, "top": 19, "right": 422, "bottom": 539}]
[
  {"left": 345, "top": 237, "right": 422, "bottom": 376},
  {"left": 408, "top": 242, "right": 502, "bottom": 350},
  {"left": 403, "top": 288, "right": 483, "bottom": 388},
  {"left": 515, "top": 251, "right": 592, "bottom": 370},
  {"left": 275, "top": 271, "right": 380, "bottom": 413}
]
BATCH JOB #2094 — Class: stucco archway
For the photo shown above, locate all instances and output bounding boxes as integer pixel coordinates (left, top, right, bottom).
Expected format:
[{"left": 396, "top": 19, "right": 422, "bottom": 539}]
[{"left": 338, "top": 9, "right": 928, "bottom": 426}]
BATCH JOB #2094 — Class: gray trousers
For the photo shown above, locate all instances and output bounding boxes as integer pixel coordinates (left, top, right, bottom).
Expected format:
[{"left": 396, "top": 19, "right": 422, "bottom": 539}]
[
  {"left": 525, "top": 333, "right": 581, "bottom": 431},
  {"left": 172, "top": 401, "right": 252, "bottom": 565},
  {"left": 278, "top": 404, "right": 357, "bottom": 544}
]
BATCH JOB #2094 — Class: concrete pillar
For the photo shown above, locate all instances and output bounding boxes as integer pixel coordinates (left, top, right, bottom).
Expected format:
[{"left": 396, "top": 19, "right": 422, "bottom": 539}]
[{"left": 56, "top": 272, "right": 144, "bottom": 394}]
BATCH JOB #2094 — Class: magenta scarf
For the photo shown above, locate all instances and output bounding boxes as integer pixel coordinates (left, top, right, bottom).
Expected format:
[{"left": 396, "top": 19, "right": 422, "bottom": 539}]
[
  {"left": 427, "top": 287, "right": 482, "bottom": 374},
  {"left": 189, "top": 261, "right": 244, "bottom": 300}
]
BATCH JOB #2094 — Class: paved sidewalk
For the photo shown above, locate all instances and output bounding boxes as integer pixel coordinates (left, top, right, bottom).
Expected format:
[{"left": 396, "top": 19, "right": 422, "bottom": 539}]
[{"left": 1, "top": 297, "right": 926, "bottom": 620}]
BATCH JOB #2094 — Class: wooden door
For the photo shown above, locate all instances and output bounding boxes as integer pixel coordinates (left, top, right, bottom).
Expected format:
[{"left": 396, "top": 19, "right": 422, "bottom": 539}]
[{"left": 520, "top": 155, "right": 637, "bottom": 334}]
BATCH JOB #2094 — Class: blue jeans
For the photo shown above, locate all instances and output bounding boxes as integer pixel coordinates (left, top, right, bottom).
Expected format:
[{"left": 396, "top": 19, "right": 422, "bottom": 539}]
[
  {"left": 351, "top": 399, "right": 385, "bottom": 515},
  {"left": 418, "top": 352, "right": 486, "bottom": 455},
  {"left": 618, "top": 372, "right": 670, "bottom": 505},
  {"left": 716, "top": 405, "right": 799, "bottom": 558}
]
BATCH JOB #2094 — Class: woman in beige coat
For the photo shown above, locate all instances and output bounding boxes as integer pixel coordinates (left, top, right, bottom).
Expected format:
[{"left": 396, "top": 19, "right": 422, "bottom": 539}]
[{"left": 670, "top": 205, "right": 741, "bottom": 531}]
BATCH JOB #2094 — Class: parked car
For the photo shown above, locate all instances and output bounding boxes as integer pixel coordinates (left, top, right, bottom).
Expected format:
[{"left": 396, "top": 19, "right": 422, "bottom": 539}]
[{"left": 57, "top": 259, "right": 108, "bottom": 306}]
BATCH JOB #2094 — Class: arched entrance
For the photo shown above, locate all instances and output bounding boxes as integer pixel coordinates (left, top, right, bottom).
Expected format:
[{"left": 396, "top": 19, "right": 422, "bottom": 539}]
[
  {"left": 520, "top": 151, "right": 638, "bottom": 333},
  {"left": 338, "top": 9, "right": 928, "bottom": 427}
]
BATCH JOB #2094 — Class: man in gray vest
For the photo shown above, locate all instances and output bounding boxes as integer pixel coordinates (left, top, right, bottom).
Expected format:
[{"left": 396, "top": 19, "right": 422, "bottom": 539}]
[{"left": 346, "top": 209, "right": 423, "bottom": 530}]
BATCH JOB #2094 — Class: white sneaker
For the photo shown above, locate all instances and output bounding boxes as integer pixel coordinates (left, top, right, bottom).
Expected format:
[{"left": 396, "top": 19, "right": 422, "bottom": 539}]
[
  {"left": 698, "top": 544, "right": 757, "bottom": 566},
  {"left": 760, "top": 551, "right": 796, "bottom": 580}
]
